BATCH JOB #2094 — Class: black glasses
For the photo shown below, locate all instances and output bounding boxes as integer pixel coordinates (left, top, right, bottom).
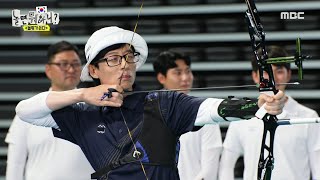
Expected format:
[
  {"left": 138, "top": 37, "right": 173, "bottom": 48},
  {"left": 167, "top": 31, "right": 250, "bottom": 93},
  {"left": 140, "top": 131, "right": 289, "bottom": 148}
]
[
  {"left": 96, "top": 52, "right": 140, "bottom": 67},
  {"left": 48, "top": 62, "right": 82, "bottom": 71}
]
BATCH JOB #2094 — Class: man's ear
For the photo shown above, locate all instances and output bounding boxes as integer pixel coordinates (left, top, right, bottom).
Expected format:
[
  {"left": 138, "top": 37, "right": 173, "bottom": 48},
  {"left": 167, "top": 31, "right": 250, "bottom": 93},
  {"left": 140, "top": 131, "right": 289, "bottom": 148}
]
[
  {"left": 45, "top": 64, "right": 52, "bottom": 80},
  {"left": 251, "top": 71, "right": 259, "bottom": 84},
  {"left": 88, "top": 64, "right": 99, "bottom": 79},
  {"left": 157, "top": 73, "right": 166, "bottom": 85}
]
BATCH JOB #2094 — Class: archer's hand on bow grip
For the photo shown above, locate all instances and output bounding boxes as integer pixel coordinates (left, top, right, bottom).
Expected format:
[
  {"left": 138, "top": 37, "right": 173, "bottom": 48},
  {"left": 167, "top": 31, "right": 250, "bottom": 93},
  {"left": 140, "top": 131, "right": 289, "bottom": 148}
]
[
  {"left": 82, "top": 84, "right": 123, "bottom": 107},
  {"left": 257, "top": 90, "right": 286, "bottom": 117}
]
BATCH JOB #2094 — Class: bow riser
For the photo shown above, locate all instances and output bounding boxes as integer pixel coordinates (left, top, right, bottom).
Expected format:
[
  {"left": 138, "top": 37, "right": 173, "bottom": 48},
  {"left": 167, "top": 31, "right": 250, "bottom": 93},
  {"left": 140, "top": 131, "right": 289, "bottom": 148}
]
[{"left": 244, "top": 0, "right": 279, "bottom": 179}]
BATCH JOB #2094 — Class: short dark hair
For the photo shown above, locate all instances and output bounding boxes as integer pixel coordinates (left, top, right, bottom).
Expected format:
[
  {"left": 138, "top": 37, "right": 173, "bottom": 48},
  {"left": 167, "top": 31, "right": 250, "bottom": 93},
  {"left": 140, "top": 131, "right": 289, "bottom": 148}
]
[
  {"left": 251, "top": 46, "right": 290, "bottom": 72},
  {"left": 47, "top": 41, "right": 80, "bottom": 63},
  {"left": 153, "top": 51, "right": 191, "bottom": 76}
]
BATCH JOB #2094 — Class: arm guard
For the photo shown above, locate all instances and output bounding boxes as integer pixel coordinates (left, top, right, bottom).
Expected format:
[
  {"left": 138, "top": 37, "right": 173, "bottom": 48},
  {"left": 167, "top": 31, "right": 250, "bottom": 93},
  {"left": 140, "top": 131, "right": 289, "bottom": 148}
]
[{"left": 218, "top": 96, "right": 259, "bottom": 121}]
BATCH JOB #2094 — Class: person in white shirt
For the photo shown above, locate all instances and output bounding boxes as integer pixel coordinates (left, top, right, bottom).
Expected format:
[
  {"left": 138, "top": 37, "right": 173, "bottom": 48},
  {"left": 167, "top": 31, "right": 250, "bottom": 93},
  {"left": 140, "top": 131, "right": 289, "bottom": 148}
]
[
  {"left": 153, "top": 51, "right": 222, "bottom": 180},
  {"left": 5, "top": 41, "right": 94, "bottom": 180},
  {"left": 219, "top": 46, "right": 320, "bottom": 180}
]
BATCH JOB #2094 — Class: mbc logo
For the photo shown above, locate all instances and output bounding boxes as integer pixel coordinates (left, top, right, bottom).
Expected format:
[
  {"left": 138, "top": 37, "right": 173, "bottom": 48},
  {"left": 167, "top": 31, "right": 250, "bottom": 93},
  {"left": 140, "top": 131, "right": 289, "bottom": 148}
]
[{"left": 280, "top": 12, "right": 304, "bottom": 20}]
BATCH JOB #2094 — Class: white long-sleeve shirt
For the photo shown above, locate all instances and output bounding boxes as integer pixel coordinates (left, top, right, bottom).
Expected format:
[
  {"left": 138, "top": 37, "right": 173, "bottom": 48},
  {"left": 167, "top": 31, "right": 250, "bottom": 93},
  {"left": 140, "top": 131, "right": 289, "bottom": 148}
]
[
  {"left": 15, "top": 91, "right": 229, "bottom": 129},
  {"left": 219, "top": 96, "right": 320, "bottom": 180}
]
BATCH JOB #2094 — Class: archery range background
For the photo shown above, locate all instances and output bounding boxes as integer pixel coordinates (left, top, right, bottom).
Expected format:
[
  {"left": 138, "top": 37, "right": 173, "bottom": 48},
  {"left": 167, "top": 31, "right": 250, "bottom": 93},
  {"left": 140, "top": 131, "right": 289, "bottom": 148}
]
[{"left": 0, "top": 0, "right": 320, "bottom": 179}]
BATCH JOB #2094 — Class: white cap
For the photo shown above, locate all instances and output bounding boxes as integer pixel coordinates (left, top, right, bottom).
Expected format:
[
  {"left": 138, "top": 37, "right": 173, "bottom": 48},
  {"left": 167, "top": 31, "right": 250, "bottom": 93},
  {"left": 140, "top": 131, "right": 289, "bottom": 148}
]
[{"left": 80, "top": 26, "right": 148, "bottom": 81}]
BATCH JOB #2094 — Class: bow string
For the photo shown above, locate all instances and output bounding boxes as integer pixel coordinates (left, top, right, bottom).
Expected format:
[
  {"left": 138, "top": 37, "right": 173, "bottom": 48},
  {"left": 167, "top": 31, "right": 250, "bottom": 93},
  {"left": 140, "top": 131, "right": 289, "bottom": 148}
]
[{"left": 119, "top": 1, "right": 149, "bottom": 180}]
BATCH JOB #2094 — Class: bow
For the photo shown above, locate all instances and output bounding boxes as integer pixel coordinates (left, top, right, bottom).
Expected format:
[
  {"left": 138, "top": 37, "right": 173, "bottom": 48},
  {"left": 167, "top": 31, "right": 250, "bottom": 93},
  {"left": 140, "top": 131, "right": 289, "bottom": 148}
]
[
  {"left": 244, "top": 0, "right": 309, "bottom": 179},
  {"left": 101, "top": 1, "right": 317, "bottom": 179}
]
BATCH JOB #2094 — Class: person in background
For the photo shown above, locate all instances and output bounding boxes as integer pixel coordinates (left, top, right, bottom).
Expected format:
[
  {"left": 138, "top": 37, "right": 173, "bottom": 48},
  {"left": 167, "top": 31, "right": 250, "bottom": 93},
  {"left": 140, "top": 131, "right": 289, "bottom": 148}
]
[
  {"left": 15, "top": 26, "right": 286, "bottom": 180},
  {"left": 5, "top": 41, "right": 94, "bottom": 180},
  {"left": 153, "top": 50, "right": 222, "bottom": 180},
  {"left": 219, "top": 46, "right": 320, "bottom": 180}
]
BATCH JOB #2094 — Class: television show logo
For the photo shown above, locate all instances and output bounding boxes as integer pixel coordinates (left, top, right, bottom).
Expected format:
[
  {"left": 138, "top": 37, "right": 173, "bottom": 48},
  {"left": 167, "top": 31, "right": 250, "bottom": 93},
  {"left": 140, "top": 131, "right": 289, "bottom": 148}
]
[
  {"left": 12, "top": 6, "right": 60, "bottom": 32},
  {"left": 280, "top": 12, "right": 304, "bottom": 20}
]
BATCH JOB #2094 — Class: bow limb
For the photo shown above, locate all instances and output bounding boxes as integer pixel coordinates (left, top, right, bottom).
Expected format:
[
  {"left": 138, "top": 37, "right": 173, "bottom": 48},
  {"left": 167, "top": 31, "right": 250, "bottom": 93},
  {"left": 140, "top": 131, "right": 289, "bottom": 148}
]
[{"left": 244, "top": 1, "right": 279, "bottom": 179}]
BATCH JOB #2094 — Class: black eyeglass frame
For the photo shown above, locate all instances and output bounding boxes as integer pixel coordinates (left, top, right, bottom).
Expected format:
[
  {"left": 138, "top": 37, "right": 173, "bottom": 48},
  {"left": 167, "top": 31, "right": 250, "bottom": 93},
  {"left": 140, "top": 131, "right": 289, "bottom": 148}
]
[{"left": 94, "top": 52, "right": 140, "bottom": 67}]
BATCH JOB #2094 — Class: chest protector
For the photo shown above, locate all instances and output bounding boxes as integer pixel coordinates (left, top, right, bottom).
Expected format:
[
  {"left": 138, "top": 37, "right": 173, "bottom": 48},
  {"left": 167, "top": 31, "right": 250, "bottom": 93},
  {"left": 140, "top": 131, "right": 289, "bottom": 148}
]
[{"left": 91, "top": 93, "right": 179, "bottom": 179}]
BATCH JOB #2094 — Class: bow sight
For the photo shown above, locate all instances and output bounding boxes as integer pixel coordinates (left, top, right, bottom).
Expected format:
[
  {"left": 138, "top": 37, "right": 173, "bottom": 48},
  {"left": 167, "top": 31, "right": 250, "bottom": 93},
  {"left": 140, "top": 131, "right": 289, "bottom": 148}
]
[{"left": 265, "top": 38, "right": 310, "bottom": 80}]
